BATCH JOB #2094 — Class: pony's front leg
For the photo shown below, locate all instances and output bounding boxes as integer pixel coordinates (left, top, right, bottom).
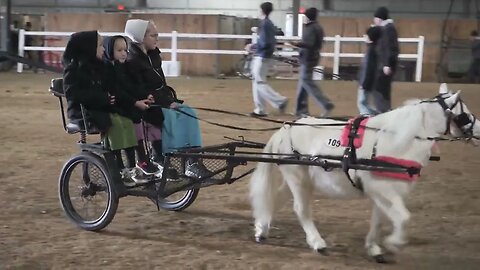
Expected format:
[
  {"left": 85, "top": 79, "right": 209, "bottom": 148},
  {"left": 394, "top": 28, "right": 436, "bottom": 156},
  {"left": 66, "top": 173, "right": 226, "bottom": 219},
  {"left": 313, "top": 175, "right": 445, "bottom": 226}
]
[
  {"left": 376, "top": 195, "right": 410, "bottom": 253},
  {"left": 365, "top": 203, "right": 387, "bottom": 263},
  {"left": 280, "top": 166, "right": 327, "bottom": 253}
]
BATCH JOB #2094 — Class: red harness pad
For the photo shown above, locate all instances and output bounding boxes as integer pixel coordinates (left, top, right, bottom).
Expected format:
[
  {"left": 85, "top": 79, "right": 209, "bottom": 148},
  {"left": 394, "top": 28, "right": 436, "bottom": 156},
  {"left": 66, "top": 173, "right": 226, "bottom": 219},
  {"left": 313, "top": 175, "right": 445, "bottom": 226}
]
[
  {"left": 340, "top": 117, "right": 370, "bottom": 148},
  {"left": 372, "top": 156, "right": 422, "bottom": 181}
]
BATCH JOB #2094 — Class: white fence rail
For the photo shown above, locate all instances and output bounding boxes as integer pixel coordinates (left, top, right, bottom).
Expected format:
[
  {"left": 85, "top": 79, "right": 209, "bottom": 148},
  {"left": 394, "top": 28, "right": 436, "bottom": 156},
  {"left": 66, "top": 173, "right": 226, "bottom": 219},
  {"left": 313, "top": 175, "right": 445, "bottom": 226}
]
[{"left": 17, "top": 29, "right": 425, "bottom": 81}]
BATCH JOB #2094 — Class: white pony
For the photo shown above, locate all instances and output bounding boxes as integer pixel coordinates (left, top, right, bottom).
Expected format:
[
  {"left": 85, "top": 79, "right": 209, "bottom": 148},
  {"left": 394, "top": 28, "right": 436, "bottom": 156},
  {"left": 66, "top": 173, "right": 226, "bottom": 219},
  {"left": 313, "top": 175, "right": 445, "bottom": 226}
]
[{"left": 249, "top": 84, "right": 479, "bottom": 263}]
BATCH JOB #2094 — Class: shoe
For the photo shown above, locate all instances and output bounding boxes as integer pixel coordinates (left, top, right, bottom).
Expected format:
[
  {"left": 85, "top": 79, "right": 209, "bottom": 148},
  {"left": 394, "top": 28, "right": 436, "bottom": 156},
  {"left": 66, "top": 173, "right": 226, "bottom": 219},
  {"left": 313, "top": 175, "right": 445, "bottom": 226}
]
[
  {"left": 151, "top": 161, "right": 164, "bottom": 178},
  {"left": 130, "top": 167, "right": 152, "bottom": 184},
  {"left": 151, "top": 160, "right": 180, "bottom": 180},
  {"left": 249, "top": 111, "right": 268, "bottom": 117},
  {"left": 185, "top": 162, "right": 213, "bottom": 179},
  {"left": 279, "top": 100, "right": 288, "bottom": 114},
  {"left": 295, "top": 113, "right": 311, "bottom": 119},
  {"left": 320, "top": 104, "right": 335, "bottom": 118},
  {"left": 136, "top": 161, "right": 160, "bottom": 175},
  {"left": 120, "top": 168, "right": 141, "bottom": 187}
]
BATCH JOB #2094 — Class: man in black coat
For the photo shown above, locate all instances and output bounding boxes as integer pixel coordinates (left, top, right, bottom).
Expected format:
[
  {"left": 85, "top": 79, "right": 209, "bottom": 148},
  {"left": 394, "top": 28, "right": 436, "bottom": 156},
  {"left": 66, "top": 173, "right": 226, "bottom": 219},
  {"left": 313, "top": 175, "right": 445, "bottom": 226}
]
[
  {"left": 290, "top": 7, "right": 334, "bottom": 117},
  {"left": 468, "top": 30, "right": 480, "bottom": 83},
  {"left": 372, "top": 6, "right": 399, "bottom": 113},
  {"left": 357, "top": 26, "right": 382, "bottom": 116}
]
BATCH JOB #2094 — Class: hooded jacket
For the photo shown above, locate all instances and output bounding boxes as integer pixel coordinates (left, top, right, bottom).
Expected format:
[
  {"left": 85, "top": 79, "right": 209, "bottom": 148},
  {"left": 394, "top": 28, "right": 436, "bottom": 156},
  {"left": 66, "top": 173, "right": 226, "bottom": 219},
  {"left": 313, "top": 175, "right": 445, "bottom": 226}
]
[
  {"left": 103, "top": 35, "right": 141, "bottom": 123},
  {"left": 63, "top": 30, "right": 112, "bottom": 131}
]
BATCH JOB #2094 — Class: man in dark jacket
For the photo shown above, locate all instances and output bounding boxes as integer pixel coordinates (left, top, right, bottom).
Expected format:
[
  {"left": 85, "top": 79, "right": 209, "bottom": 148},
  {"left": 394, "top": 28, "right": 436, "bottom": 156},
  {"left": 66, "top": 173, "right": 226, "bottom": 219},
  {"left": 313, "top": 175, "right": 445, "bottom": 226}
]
[
  {"left": 246, "top": 2, "right": 288, "bottom": 117},
  {"left": 291, "top": 7, "right": 334, "bottom": 117},
  {"left": 372, "top": 6, "right": 399, "bottom": 113},
  {"left": 357, "top": 26, "right": 382, "bottom": 115},
  {"left": 468, "top": 30, "right": 480, "bottom": 83}
]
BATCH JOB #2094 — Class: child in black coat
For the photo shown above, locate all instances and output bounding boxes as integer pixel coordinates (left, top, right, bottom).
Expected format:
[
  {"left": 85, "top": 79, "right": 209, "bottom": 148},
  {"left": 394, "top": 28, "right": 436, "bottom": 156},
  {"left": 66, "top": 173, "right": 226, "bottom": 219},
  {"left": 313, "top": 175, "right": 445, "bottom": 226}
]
[{"left": 103, "top": 35, "right": 160, "bottom": 183}]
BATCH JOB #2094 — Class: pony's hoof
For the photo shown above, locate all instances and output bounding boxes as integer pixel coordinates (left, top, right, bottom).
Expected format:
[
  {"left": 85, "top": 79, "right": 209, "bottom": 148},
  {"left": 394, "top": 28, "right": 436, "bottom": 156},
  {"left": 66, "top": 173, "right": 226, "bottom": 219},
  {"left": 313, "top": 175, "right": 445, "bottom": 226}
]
[
  {"left": 255, "top": 236, "right": 267, "bottom": 243},
  {"left": 373, "top": 254, "right": 387, "bottom": 264},
  {"left": 316, "top": 248, "right": 329, "bottom": 256}
]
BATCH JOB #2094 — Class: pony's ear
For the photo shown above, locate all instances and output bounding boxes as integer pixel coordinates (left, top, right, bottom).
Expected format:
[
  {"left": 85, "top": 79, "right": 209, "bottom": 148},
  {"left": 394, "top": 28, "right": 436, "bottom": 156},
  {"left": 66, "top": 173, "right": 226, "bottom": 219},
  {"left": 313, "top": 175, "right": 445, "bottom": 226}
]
[
  {"left": 445, "top": 91, "right": 461, "bottom": 106},
  {"left": 439, "top": 83, "right": 449, "bottom": 94}
]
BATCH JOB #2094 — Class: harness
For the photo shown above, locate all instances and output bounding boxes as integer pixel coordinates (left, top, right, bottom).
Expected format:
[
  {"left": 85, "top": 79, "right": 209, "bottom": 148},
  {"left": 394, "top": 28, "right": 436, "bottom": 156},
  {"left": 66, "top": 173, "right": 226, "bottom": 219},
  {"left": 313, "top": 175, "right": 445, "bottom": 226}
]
[
  {"left": 428, "top": 94, "right": 477, "bottom": 138},
  {"left": 341, "top": 116, "right": 368, "bottom": 188},
  {"left": 338, "top": 94, "right": 476, "bottom": 190}
]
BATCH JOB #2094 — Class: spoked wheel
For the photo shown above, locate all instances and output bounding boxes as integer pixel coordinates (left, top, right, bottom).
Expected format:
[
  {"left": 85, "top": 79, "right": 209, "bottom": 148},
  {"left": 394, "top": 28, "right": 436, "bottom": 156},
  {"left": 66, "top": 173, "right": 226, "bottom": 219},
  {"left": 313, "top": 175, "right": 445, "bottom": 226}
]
[
  {"left": 59, "top": 152, "right": 118, "bottom": 231},
  {"left": 158, "top": 186, "right": 199, "bottom": 211},
  {"left": 235, "top": 56, "right": 253, "bottom": 79}
]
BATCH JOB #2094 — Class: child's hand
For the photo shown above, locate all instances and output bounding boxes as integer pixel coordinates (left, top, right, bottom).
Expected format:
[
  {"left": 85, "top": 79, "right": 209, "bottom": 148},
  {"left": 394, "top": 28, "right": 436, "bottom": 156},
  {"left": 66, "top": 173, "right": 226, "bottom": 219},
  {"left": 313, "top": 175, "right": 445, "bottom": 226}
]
[
  {"left": 147, "top": 94, "right": 155, "bottom": 103},
  {"left": 169, "top": 102, "right": 178, "bottom": 109},
  {"left": 135, "top": 100, "right": 150, "bottom": 111},
  {"left": 109, "top": 94, "right": 116, "bottom": 105}
]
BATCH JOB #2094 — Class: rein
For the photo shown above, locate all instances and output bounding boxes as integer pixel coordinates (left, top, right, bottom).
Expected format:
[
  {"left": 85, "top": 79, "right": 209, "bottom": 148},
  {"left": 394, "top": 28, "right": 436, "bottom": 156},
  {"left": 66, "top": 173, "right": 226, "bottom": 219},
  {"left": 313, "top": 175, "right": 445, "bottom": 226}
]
[{"left": 151, "top": 105, "right": 477, "bottom": 142}]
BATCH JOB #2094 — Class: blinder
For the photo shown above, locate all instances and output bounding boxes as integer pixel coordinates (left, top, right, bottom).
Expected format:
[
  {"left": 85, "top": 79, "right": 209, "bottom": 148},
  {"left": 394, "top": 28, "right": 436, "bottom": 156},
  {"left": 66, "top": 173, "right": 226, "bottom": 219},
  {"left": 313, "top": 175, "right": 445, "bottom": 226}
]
[{"left": 431, "top": 94, "right": 475, "bottom": 137}]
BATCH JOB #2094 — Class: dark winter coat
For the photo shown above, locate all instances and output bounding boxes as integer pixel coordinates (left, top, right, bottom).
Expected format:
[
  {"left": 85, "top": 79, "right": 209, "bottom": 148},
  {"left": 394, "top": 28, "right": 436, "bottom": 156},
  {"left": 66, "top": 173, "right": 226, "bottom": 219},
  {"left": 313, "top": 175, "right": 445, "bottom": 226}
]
[
  {"left": 376, "top": 20, "right": 399, "bottom": 71},
  {"left": 126, "top": 43, "right": 182, "bottom": 127},
  {"left": 103, "top": 35, "right": 141, "bottom": 123},
  {"left": 358, "top": 44, "right": 378, "bottom": 91},
  {"left": 296, "top": 21, "right": 324, "bottom": 66},
  {"left": 63, "top": 31, "right": 112, "bottom": 132}
]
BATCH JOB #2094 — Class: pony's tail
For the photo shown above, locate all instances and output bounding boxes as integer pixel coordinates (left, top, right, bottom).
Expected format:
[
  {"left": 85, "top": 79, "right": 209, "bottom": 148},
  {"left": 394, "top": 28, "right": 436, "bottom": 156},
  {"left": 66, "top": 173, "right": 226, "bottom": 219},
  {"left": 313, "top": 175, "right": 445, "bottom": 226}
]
[{"left": 249, "top": 128, "right": 288, "bottom": 230}]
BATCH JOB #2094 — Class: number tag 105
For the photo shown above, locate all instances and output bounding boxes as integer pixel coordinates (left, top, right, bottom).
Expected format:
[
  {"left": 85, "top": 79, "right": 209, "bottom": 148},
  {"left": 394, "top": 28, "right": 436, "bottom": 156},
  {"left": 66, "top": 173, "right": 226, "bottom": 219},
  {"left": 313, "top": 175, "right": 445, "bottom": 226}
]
[{"left": 326, "top": 138, "right": 341, "bottom": 147}]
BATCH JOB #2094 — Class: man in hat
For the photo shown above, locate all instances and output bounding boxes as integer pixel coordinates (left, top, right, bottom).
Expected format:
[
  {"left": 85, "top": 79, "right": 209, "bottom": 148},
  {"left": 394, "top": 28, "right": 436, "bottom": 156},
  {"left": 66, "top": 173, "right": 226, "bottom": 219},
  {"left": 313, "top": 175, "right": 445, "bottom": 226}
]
[
  {"left": 372, "top": 6, "right": 399, "bottom": 113},
  {"left": 289, "top": 7, "right": 334, "bottom": 117}
]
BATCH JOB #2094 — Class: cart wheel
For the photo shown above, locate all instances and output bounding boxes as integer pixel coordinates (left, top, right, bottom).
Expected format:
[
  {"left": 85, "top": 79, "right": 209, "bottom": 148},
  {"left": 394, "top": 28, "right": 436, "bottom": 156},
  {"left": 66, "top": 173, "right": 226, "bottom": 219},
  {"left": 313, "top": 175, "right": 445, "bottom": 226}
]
[
  {"left": 235, "top": 57, "right": 252, "bottom": 79},
  {"left": 58, "top": 152, "right": 118, "bottom": 231},
  {"left": 158, "top": 187, "right": 199, "bottom": 211}
]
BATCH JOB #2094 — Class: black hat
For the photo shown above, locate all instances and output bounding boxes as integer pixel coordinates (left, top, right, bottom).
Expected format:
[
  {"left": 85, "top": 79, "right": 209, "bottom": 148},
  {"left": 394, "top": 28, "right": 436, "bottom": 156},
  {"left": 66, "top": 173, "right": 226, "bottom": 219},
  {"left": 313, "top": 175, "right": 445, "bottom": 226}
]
[
  {"left": 374, "top": 6, "right": 389, "bottom": 20},
  {"left": 366, "top": 26, "right": 382, "bottom": 43},
  {"left": 304, "top": 7, "right": 318, "bottom": 21}
]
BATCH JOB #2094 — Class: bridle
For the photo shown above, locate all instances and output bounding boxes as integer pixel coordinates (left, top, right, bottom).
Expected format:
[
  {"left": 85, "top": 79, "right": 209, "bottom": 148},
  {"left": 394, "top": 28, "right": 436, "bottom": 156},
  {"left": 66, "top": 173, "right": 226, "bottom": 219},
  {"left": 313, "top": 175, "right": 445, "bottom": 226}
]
[{"left": 423, "top": 94, "right": 477, "bottom": 140}]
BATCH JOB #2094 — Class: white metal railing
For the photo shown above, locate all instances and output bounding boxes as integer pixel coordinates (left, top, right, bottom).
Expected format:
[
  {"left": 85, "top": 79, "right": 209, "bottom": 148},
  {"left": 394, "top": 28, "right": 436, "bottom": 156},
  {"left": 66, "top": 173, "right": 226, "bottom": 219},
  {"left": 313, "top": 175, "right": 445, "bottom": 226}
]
[{"left": 17, "top": 29, "right": 425, "bottom": 81}]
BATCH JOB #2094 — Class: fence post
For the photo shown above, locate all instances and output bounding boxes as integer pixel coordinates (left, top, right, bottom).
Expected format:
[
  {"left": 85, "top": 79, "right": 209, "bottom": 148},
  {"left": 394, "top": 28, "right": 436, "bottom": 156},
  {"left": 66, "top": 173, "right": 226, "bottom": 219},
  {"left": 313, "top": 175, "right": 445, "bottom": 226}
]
[
  {"left": 17, "top": 29, "right": 25, "bottom": 73},
  {"left": 333, "top": 35, "right": 341, "bottom": 80},
  {"left": 171, "top": 31, "right": 178, "bottom": 62},
  {"left": 415, "top": 36, "right": 425, "bottom": 82}
]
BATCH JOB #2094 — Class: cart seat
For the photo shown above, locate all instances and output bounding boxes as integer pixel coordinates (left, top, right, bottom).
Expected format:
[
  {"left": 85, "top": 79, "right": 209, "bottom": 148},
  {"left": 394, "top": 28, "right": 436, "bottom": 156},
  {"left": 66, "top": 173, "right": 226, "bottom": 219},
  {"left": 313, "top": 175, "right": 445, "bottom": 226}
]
[
  {"left": 49, "top": 78, "right": 64, "bottom": 97},
  {"left": 49, "top": 78, "right": 100, "bottom": 135}
]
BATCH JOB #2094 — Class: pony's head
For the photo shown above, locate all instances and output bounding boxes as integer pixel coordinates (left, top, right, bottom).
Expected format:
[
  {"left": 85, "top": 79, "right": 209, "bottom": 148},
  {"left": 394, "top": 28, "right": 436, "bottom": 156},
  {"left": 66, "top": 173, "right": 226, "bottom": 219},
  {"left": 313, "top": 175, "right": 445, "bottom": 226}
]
[{"left": 428, "top": 83, "right": 480, "bottom": 142}]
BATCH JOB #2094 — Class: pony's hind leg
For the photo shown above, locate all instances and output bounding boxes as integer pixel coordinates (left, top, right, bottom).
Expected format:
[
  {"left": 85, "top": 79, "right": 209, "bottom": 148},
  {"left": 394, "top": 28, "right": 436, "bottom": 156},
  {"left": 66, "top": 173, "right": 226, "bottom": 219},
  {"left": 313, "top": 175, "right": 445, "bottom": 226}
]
[
  {"left": 280, "top": 165, "right": 327, "bottom": 253},
  {"left": 365, "top": 202, "right": 387, "bottom": 263}
]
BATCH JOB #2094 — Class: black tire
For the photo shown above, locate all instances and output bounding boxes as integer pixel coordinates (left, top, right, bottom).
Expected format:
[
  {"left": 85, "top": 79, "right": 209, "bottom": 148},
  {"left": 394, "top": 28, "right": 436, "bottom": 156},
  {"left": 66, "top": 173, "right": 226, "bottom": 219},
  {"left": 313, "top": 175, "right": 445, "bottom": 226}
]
[
  {"left": 58, "top": 152, "right": 118, "bottom": 231},
  {"left": 158, "top": 188, "right": 199, "bottom": 211}
]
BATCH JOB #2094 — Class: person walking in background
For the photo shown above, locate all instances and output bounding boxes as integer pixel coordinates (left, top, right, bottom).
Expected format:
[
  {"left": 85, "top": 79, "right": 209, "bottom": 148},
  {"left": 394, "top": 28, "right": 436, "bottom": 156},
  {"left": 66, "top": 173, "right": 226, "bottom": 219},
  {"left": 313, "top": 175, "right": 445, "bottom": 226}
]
[
  {"left": 357, "top": 26, "right": 382, "bottom": 116},
  {"left": 246, "top": 2, "right": 288, "bottom": 117},
  {"left": 468, "top": 30, "right": 480, "bottom": 83},
  {"left": 289, "top": 7, "right": 334, "bottom": 118},
  {"left": 372, "top": 6, "right": 399, "bottom": 113}
]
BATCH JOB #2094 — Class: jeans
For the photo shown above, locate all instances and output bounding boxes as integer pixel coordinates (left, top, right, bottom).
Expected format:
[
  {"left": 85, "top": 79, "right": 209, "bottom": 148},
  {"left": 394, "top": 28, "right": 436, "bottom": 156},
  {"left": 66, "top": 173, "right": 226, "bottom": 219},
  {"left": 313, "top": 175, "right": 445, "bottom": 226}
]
[{"left": 251, "top": 56, "right": 287, "bottom": 114}]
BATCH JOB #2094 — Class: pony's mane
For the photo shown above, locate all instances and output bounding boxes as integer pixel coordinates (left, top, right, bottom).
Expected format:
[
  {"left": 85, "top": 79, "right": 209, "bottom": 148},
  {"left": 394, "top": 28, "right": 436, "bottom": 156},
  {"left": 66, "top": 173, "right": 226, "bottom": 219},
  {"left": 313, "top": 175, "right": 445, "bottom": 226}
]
[{"left": 373, "top": 99, "right": 425, "bottom": 149}]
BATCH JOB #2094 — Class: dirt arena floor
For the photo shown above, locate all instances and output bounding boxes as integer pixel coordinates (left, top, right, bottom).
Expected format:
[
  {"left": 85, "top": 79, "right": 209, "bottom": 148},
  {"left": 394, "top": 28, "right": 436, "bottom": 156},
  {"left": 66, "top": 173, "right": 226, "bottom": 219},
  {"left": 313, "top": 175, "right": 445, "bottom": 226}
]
[{"left": 0, "top": 72, "right": 479, "bottom": 269}]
